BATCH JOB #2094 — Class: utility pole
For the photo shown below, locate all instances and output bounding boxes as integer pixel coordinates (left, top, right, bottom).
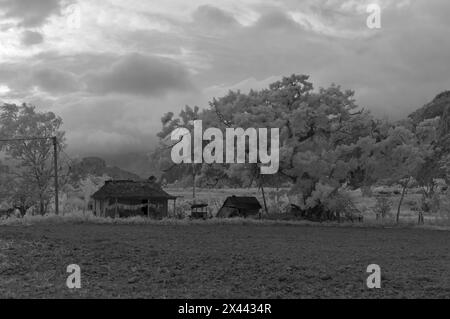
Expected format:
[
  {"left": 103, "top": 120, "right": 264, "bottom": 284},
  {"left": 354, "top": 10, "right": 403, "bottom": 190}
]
[
  {"left": 52, "top": 136, "right": 59, "bottom": 215},
  {"left": 192, "top": 162, "right": 196, "bottom": 204}
]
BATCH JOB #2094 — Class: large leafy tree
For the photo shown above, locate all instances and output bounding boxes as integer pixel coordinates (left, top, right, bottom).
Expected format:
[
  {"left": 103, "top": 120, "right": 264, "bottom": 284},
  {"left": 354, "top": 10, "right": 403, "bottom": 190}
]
[
  {"left": 0, "top": 103, "right": 65, "bottom": 215},
  {"left": 156, "top": 105, "right": 203, "bottom": 186},
  {"left": 157, "top": 75, "right": 376, "bottom": 216}
]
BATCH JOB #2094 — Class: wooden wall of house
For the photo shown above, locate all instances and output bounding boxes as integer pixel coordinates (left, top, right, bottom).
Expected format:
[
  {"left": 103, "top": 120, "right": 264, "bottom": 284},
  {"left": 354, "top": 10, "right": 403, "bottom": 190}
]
[
  {"left": 94, "top": 198, "right": 169, "bottom": 219},
  {"left": 217, "top": 206, "right": 260, "bottom": 218}
]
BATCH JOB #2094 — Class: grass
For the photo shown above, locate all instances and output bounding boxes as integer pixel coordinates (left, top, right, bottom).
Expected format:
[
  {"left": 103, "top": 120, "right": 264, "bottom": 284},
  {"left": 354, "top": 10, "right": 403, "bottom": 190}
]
[
  {"left": 1, "top": 210, "right": 450, "bottom": 231},
  {"left": 2, "top": 186, "right": 448, "bottom": 229},
  {"left": 167, "top": 186, "right": 450, "bottom": 223}
]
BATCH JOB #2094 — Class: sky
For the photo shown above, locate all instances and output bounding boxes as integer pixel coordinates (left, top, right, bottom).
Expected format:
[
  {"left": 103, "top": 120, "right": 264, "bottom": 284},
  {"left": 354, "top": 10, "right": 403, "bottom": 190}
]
[{"left": 0, "top": 0, "right": 449, "bottom": 160}]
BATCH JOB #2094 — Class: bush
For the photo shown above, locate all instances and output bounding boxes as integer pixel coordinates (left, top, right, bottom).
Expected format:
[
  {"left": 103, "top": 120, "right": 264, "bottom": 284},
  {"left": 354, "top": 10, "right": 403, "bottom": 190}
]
[
  {"left": 303, "top": 183, "right": 362, "bottom": 222},
  {"left": 421, "top": 193, "right": 440, "bottom": 213},
  {"left": 438, "top": 189, "right": 450, "bottom": 220},
  {"left": 361, "top": 186, "right": 373, "bottom": 197},
  {"left": 373, "top": 196, "right": 392, "bottom": 220}
]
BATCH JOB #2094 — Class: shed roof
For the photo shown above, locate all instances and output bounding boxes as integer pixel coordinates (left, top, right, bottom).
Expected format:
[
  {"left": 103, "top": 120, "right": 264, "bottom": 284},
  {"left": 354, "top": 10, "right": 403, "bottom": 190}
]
[
  {"left": 191, "top": 203, "right": 208, "bottom": 209},
  {"left": 92, "top": 180, "right": 176, "bottom": 200},
  {"left": 222, "top": 196, "right": 262, "bottom": 210}
]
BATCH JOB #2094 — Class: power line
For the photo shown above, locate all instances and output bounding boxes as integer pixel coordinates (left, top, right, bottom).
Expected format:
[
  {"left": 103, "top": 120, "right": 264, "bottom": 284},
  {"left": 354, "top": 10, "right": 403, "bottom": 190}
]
[{"left": 0, "top": 137, "right": 53, "bottom": 142}]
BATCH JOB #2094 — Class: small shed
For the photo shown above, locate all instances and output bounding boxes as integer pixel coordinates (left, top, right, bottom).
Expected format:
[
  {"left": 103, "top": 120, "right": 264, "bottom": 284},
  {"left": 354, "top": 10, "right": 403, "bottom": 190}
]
[
  {"left": 191, "top": 203, "right": 208, "bottom": 219},
  {"left": 91, "top": 180, "right": 176, "bottom": 219},
  {"left": 217, "top": 196, "right": 262, "bottom": 218}
]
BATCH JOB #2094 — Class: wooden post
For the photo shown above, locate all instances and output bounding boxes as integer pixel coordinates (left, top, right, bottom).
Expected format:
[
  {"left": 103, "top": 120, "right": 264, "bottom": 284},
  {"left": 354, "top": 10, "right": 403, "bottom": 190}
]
[
  {"left": 192, "top": 163, "right": 196, "bottom": 204},
  {"left": 173, "top": 199, "right": 176, "bottom": 218},
  {"left": 396, "top": 179, "right": 409, "bottom": 224},
  {"left": 260, "top": 177, "right": 268, "bottom": 217},
  {"left": 114, "top": 198, "right": 118, "bottom": 218},
  {"left": 147, "top": 199, "right": 150, "bottom": 218},
  {"left": 52, "top": 136, "right": 59, "bottom": 215}
]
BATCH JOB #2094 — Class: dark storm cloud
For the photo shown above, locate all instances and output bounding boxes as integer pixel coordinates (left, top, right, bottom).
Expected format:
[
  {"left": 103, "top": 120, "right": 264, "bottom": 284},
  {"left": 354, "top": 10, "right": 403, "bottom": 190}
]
[
  {"left": 0, "top": 61, "right": 79, "bottom": 94},
  {"left": 192, "top": 5, "right": 239, "bottom": 28},
  {"left": 0, "top": 62, "right": 33, "bottom": 92},
  {"left": 0, "top": 52, "right": 194, "bottom": 98},
  {"left": 2, "top": 0, "right": 450, "bottom": 158},
  {"left": 253, "top": 10, "right": 300, "bottom": 30},
  {"left": 57, "top": 93, "right": 194, "bottom": 156},
  {"left": 32, "top": 68, "right": 80, "bottom": 93},
  {"left": 84, "top": 53, "right": 194, "bottom": 97},
  {"left": 0, "top": 51, "right": 199, "bottom": 156},
  {"left": 21, "top": 30, "right": 44, "bottom": 46},
  {"left": 187, "top": 1, "right": 450, "bottom": 118},
  {"left": 32, "top": 51, "right": 119, "bottom": 75},
  {"left": 190, "top": 8, "right": 326, "bottom": 86},
  {"left": 0, "top": 0, "right": 65, "bottom": 27}
]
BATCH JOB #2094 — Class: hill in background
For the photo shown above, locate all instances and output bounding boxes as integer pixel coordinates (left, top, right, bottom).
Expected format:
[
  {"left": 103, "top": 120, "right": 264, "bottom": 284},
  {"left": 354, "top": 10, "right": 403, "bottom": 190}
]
[
  {"left": 70, "top": 157, "right": 141, "bottom": 181},
  {"left": 409, "top": 91, "right": 450, "bottom": 125}
]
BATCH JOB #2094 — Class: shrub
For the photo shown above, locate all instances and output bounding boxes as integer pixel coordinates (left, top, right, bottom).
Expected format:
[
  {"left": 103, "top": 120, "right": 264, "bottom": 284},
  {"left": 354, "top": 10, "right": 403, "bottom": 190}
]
[
  {"left": 373, "top": 196, "right": 392, "bottom": 220},
  {"left": 438, "top": 190, "right": 450, "bottom": 220},
  {"left": 421, "top": 193, "right": 440, "bottom": 213},
  {"left": 303, "top": 183, "right": 361, "bottom": 221}
]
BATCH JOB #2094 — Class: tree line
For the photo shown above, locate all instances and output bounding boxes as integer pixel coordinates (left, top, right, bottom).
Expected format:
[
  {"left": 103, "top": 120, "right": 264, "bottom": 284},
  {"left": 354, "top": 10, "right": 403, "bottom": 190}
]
[{"left": 156, "top": 74, "right": 449, "bottom": 222}]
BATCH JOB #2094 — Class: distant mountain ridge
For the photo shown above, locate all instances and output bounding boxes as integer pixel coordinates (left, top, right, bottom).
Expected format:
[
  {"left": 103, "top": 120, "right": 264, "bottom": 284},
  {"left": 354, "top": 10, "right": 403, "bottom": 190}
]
[
  {"left": 408, "top": 90, "right": 450, "bottom": 154},
  {"left": 70, "top": 157, "right": 141, "bottom": 181},
  {"left": 101, "top": 152, "right": 161, "bottom": 179},
  {"left": 408, "top": 90, "right": 450, "bottom": 125}
]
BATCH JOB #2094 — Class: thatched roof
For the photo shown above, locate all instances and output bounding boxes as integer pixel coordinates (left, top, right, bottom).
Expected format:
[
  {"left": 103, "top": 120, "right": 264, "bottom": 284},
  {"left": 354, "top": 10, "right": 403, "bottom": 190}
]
[
  {"left": 92, "top": 180, "right": 176, "bottom": 200},
  {"left": 222, "top": 196, "right": 262, "bottom": 210}
]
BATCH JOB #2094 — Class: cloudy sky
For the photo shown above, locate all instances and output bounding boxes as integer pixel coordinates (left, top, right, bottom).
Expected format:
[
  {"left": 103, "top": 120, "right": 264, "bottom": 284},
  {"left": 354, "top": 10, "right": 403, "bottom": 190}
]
[{"left": 0, "top": 0, "right": 449, "bottom": 160}]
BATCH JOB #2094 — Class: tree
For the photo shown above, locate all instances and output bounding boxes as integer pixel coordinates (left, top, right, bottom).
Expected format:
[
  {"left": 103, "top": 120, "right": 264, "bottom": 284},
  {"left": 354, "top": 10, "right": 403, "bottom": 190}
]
[
  {"left": 441, "top": 154, "right": 450, "bottom": 183},
  {"left": 156, "top": 105, "right": 206, "bottom": 201},
  {"left": 0, "top": 103, "right": 65, "bottom": 215},
  {"left": 157, "top": 74, "right": 376, "bottom": 219},
  {"left": 206, "top": 75, "right": 374, "bottom": 212},
  {"left": 414, "top": 117, "right": 445, "bottom": 208},
  {"left": 79, "top": 174, "right": 110, "bottom": 214},
  {"left": 363, "top": 125, "right": 425, "bottom": 223},
  {"left": 0, "top": 162, "right": 36, "bottom": 216}
]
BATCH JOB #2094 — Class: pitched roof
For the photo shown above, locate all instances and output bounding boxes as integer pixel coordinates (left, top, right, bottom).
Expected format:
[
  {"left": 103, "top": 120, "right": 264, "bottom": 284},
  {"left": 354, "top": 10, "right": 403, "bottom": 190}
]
[
  {"left": 92, "top": 180, "right": 176, "bottom": 200},
  {"left": 222, "top": 196, "right": 262, "bottom": 210}
]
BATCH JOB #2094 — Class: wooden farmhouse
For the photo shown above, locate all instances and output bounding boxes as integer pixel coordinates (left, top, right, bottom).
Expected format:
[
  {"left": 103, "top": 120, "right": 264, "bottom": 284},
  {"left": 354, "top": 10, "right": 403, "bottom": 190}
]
[
  {"left": 217, "top": 196, "right": 262, "bottom": 218},
  {"left": 92, "top": 180, "right": 176, "bottom": 218}
]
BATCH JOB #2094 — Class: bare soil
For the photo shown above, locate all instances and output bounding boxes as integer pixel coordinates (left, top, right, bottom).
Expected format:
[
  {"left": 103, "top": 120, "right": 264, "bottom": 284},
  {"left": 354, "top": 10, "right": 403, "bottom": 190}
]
[{"left": 1, "top": 224, "right": 449, "bottom": 298}]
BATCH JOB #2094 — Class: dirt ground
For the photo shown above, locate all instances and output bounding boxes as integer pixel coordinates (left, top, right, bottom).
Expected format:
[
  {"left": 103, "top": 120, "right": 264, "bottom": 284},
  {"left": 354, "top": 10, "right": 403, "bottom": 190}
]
[{"left": 1, "top": 223, "right": 450, "bottom": 298}]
